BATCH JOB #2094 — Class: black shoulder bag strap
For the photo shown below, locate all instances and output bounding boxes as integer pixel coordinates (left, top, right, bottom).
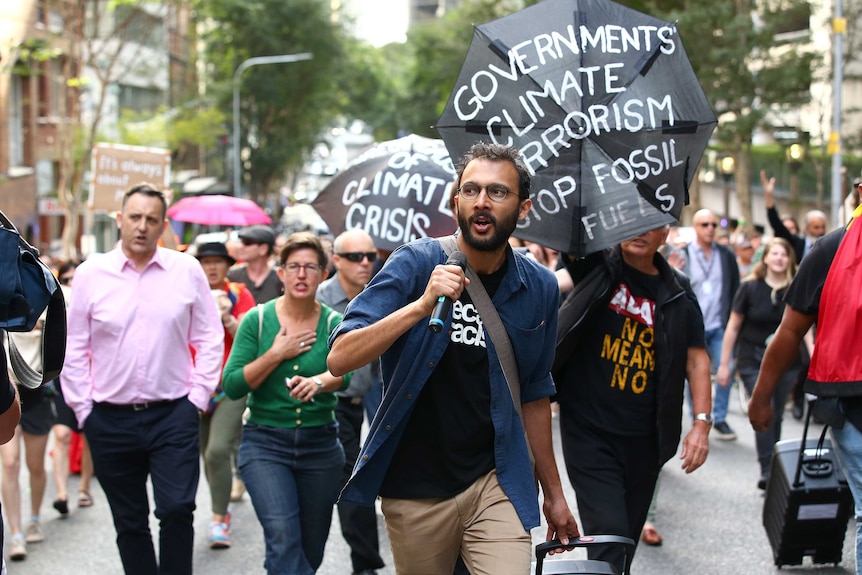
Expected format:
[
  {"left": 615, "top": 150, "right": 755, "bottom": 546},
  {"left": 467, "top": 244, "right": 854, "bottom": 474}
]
[{"left": 438, "top": 236, "right": 534, "bottom": 464}]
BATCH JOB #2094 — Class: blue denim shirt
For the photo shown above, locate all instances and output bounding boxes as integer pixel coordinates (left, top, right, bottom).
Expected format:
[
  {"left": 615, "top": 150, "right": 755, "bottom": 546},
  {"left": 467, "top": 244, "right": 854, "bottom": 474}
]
[{"left": 329, "top": 236, "right": 559, "bottom": 530}]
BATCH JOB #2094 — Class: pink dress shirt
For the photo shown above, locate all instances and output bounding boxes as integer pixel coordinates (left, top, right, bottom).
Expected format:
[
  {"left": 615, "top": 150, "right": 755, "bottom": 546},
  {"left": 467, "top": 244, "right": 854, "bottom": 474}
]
[{"left": 62, "top": 247, "right": 224, "bottom": 427}]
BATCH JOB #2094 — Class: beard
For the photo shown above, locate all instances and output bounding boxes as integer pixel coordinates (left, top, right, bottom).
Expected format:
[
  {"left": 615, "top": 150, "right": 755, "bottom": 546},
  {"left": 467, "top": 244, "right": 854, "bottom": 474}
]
[{"left": 456, "top": 205, "right": 520, "bottom": 252}]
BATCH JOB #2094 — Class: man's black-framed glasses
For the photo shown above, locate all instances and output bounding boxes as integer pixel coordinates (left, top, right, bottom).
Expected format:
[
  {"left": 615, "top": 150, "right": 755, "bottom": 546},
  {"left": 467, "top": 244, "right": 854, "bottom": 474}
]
[
  {"left": 457, "top": 183, "right": 519, "bottom": 203},
  {"left": 337, "top": 251, "right": 378, "bottom": 263}
]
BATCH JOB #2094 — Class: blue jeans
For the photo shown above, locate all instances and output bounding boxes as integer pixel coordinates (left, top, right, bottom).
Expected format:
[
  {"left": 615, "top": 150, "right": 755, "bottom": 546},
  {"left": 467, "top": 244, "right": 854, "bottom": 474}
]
[
  {"left": 704, "top": 327, "right": 730, "bottom": 423},
  {"left": 239, "top": 422, "right": 344, "bottom": 575},
  {"left": 830, "top": 421, "right": 862, "bottom": 575}
]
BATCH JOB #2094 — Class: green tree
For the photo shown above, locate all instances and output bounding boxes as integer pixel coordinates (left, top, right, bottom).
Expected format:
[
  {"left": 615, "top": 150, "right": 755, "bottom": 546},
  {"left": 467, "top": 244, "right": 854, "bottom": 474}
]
[
  {"left": 330, "top": 37, "right": 402, "bottom": 141},
  {"left": 657, "top": 0, "right": 817, "bottom": 227},
  {"left": 198, "top": 0, "right": 350, "bottom": 204},
  {"left": 398, "top": 0, "right": 532, "bottom": 138}
]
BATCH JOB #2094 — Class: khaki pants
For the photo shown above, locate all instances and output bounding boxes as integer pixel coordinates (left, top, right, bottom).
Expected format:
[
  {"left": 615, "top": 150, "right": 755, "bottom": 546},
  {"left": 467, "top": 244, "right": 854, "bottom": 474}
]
[{"left": 381, "top": 469, "right": 531, "bottom": 575}]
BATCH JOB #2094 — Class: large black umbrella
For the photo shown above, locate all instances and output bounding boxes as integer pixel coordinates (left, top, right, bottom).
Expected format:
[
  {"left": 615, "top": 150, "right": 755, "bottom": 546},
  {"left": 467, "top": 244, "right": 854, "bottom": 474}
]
[
  {"left": 312, "top": 135, "right": 458, "bottom": 251},
  {"left": 435, "top": 0, "right": 717, "bottom": 256}
]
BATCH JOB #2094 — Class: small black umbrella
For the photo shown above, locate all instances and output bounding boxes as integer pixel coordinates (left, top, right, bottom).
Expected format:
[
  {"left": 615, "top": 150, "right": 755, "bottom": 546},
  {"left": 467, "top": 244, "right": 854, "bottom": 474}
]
[
  {"left": 435, "top": 0, "right": 717, "bottom": 256},
  {"left": 312, "top": 135, "right": 458, "bottom": 251}
]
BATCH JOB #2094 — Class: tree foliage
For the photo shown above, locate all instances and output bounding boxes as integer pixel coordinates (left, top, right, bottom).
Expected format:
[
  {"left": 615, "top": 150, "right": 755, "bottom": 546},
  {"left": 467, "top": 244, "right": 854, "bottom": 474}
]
[
  {"left": 397, "top": 0, "right": 532, "bottom": 138},
  {"left": 197, "top": 0, "right": 350, "bottom": 202},
  {"left": 656, "top": 0, "right": 817, "bottom": 225}
]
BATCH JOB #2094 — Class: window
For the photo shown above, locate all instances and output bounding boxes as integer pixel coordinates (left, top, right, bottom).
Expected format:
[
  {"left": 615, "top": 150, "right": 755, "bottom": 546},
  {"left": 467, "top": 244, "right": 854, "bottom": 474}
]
[
  {"left": 114, "top": 5, "right": 164, "bottom": 49},
  {"left": 9, "top": 75, "right": 24, "bottom": 167},
  {"left": 117, "top": 84, "right": 164, "bottom": 113}
]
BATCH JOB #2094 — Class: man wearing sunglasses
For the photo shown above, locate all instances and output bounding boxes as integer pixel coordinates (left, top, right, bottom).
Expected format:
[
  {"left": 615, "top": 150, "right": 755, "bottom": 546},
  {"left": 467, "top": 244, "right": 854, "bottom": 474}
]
[
  {"left": 682, "top": 209, "right": 740, "bottom": 441},
  {"left": 228, "top": 225, "right": 283, "bottom": 305},
  {"left": 317, "top": 229, "right": 385, "bottom": 575},
  {"left": 328, "top": 142, "right": 577, "bottom": 575}
]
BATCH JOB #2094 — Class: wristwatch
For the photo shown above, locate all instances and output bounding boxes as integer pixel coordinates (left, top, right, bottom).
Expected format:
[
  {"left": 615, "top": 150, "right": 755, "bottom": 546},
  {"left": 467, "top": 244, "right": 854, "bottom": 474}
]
[
  {"left": 693, "top": 412, "right": 713, "bottom": 426},
  {"left": 311, "top": 377, "right": 324, "bottom": 391}
]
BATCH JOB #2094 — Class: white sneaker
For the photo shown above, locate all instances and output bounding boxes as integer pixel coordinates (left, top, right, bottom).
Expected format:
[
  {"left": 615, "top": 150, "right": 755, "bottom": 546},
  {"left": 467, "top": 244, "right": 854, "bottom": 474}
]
[
  {"left": 9, "top": 535, "right": 26, "bottom": 561},
  {"left": 24, "top": 521, "right": 44, "bottom": 543}
]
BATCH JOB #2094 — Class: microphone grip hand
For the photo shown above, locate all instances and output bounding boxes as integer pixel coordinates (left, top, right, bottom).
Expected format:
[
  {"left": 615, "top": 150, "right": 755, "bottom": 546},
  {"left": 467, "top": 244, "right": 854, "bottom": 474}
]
[
  {"left": 429, "top": 296, "right": 452, "bottom": 333},
  {"left": 427, "top": 250, "right": 467, "bottom": 333}
]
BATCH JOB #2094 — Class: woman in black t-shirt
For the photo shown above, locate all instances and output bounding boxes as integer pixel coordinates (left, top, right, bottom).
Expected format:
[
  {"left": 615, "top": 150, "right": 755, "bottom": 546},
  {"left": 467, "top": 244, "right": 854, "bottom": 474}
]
[{"left": 717, "top": 237, "right": 807, "bottom": 489}]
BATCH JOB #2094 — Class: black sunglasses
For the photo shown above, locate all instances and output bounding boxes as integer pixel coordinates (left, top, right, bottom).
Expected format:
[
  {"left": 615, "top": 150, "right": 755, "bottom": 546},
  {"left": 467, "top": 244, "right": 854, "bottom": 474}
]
[
  {"left": 337, "top": 251, "right": 378, "bottom": 263},
  {"left": 59, "top": 276, "right": 74, "bottom": 285},
  {"left": 698, "top": 222, "right": 718, "bottom": 228}
]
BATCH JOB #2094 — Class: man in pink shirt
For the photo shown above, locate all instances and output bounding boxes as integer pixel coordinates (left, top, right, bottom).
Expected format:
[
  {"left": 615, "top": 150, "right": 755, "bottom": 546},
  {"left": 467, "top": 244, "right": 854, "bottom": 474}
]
[{"left": 62, "top": 184, "right": 224, "bottom": 575}]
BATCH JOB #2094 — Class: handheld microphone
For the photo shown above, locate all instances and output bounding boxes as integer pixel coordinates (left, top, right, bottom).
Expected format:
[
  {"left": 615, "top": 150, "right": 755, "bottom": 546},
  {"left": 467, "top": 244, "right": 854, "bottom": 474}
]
[{"left": 428, "top": 251, "right": 467, "bottom": 333}]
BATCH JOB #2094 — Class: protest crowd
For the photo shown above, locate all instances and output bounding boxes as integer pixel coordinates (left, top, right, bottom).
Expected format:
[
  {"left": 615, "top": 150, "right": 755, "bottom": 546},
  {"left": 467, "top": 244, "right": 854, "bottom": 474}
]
[
  {"left": 0, "top": 146, "right": 859, "bottom": 575},
  {"left": 2, "top": 3, "right": 861, "bottom": 570}
]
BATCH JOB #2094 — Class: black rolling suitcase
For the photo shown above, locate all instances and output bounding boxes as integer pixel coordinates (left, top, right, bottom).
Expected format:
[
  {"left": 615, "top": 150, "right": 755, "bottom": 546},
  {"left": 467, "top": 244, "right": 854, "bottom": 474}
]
[
  {"left": 534, "top": 535, "right": 634, "bottom": 575},
  {"left": 762, "top": 404, "right": 854, "bottom": 567}
]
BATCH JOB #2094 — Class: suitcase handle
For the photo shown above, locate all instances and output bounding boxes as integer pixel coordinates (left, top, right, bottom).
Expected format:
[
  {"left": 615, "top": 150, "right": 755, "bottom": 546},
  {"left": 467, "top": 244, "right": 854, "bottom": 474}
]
[
  {"left": 801, "top": 458, "right": 833, "bottom": 478},
  {"left": 793, "top": 400, "right": 831, "bottom": 488},
  {"left": 535, "top": 535, "right": 635, "bottom": 575}
]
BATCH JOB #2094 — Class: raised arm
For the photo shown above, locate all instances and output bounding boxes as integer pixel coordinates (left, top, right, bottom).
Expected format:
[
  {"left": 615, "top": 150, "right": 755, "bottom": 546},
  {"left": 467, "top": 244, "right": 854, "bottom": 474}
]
[
  {"left": 328, "top": 261, "right": 467, "bottom": 376},
  {"left": 762, "top": 170, "right": 794, "bottom": 243}
]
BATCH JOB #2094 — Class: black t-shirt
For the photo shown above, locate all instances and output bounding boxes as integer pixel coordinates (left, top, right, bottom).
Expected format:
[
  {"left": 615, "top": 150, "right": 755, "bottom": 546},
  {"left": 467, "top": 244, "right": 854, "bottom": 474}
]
[
  {"left": 781, "top": 228, "right": 862, "bottom": 429},
  {"left": 731, "top": 279, "right": 787, "bottom": 366},
  {"left": 227, "top": 266, "right": 283, "bottom": 304},
  {"left": 380, "top": 264, "right": 505, "bottom": 499},
  {"left": 560, "top": 262, "right": 661, "bottom": 436},
  {"left": 784, "top": 228, "right": 844, "bottom": 315}
]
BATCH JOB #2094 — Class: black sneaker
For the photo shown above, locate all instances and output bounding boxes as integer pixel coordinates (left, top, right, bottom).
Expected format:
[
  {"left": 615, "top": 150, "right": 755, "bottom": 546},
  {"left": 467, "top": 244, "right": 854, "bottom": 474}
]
[{"left": 713, "top": 421, "right": 737, "bottom": 441}]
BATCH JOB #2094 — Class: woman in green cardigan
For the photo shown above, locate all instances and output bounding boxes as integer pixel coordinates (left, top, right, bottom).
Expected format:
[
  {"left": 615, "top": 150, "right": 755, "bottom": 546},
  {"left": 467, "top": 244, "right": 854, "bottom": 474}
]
[{"left": 223, "top": 232, "right": 350, "bottom": 575}]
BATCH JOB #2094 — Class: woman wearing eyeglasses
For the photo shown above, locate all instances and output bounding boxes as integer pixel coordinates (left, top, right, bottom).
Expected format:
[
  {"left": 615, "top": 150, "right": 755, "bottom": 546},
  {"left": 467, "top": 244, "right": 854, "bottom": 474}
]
[{"left": 222, "top": 232, "right": 350, "bottom": 575}]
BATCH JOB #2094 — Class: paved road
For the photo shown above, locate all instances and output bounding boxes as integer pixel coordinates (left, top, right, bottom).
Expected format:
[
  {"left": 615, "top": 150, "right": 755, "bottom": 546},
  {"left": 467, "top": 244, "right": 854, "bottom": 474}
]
[{"left": 3, "top": 390, "right": 857, "bottom": 574}]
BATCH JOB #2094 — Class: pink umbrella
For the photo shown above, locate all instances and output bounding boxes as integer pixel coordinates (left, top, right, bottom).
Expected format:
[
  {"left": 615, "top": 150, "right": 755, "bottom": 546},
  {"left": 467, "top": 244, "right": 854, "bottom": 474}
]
[{"left": 167, "top": 194, "right": 271, "bottom": 226}]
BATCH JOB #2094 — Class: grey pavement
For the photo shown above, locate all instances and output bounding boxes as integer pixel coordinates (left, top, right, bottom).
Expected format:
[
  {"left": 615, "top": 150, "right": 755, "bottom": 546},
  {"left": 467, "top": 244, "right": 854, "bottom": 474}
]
[{"left": 2, "top": 388, "right": 857, "bottom": 574}]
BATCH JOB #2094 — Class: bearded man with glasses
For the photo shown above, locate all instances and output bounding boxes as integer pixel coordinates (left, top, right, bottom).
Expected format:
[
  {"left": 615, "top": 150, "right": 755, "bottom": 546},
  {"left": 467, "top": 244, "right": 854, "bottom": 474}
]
[
  {"left": 682, "top": 209, "right": 740, "bottom": 440},
  {"left": 328, "top": 142, "right": 578, "bottom": 575}
]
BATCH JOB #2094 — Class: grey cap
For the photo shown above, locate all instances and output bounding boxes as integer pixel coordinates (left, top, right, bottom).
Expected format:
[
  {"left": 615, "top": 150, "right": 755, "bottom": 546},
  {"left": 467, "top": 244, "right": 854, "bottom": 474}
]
[{"left": 238, "top": 225, "right": 275, "bottom": 247}]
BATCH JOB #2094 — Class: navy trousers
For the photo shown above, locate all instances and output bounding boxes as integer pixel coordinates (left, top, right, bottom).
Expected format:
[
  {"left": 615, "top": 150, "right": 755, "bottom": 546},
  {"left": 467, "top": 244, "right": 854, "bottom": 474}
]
[
  {"left": 85, "top": 397, "right": 200, "bottom": 575},
  {"left": 559, "top": 411, "right": 660, "bottom": 574},
  {"left": 336, "top": 397, "right": 385, "bottom": 572}
]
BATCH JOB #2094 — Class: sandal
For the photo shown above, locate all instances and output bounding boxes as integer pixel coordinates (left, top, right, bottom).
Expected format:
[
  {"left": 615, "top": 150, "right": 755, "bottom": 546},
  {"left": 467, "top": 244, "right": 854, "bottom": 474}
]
[{"left": 78, "top": 490, "right": 93, "bottom": 508}]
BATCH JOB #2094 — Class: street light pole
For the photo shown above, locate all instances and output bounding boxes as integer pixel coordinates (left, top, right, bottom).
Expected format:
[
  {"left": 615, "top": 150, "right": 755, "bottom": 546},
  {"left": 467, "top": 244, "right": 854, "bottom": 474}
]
[
  {"left": 232, "top": 53, "right": 313, "bottom": 197},
  {"left": 719, "top": 155, "right": 735, "bottom": 225},
  {"left": 830, "top": 2, "right": 845, "bottom": 228}
]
